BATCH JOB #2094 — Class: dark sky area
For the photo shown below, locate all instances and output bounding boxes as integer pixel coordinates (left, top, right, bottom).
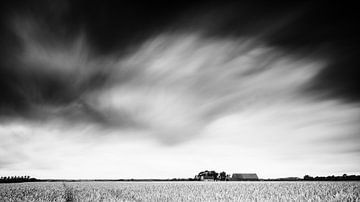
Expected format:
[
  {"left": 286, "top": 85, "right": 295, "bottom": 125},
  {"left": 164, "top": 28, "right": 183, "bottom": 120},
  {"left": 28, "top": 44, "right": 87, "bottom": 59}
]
[{"left": 1, "top": 1, "right": 359, "bottom": 116}]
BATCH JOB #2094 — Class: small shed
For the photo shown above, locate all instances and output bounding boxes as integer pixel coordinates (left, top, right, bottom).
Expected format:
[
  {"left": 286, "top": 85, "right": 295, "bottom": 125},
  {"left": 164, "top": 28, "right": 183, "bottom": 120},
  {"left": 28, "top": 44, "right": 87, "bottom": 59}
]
[{"left": 231, "top": 173, "right": 259, "bottom": 181}]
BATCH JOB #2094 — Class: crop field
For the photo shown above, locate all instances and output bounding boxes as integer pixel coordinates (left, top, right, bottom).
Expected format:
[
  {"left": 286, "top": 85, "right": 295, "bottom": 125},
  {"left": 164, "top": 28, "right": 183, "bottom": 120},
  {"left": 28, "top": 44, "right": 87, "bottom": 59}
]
[{"left": 0, "top": 181, "right": 359, "bottom": 201}]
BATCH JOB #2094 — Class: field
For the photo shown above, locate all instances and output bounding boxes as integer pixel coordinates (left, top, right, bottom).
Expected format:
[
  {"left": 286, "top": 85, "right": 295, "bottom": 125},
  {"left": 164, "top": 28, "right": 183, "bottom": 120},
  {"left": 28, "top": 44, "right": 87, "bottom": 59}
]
[{"left": 1, "top": 181, "right": 359, "bottom": 201}]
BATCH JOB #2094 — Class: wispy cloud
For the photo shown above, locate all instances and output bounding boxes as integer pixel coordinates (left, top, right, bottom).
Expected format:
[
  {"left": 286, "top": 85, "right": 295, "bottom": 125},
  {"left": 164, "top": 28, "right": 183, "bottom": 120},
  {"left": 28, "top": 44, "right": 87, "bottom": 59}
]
[{"left": 0, "top": 14, "right": 359, "bottom": 178}]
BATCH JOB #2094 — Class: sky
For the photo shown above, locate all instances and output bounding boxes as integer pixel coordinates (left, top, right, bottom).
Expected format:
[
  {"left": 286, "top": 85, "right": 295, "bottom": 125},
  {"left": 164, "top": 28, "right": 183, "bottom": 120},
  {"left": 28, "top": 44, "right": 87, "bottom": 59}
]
[{"left": 0, "top": 0, "right": 359, "bottom": 179}]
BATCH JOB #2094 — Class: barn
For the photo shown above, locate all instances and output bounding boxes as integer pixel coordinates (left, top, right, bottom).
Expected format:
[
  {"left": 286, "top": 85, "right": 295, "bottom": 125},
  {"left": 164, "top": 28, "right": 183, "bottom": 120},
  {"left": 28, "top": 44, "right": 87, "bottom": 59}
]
[{"left": 231, "top": 173, "right": 259, "bottom": 181}]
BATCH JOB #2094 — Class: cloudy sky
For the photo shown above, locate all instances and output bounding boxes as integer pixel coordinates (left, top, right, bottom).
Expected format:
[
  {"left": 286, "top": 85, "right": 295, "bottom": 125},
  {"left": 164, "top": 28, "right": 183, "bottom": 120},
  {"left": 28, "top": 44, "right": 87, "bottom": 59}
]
[{"left": 0, "top": 0, "right": 359, "bottom": 179}]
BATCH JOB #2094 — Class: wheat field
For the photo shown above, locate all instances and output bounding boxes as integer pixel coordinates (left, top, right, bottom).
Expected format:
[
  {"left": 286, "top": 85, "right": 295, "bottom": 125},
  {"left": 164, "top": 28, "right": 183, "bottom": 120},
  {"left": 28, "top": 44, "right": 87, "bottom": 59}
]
[{"left": 0, "top": 181, "right": 359, "bottom": 201}]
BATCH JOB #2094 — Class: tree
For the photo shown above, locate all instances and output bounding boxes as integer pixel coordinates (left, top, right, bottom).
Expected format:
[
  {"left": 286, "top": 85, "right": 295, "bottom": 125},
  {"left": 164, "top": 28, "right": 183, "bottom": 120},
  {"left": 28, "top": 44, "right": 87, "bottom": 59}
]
[
  {"left": 303, "top": 175, "right": 313, "bottom": 181},
  {"left": 219, "top": 172, "right": 227, "bottom": 181}
]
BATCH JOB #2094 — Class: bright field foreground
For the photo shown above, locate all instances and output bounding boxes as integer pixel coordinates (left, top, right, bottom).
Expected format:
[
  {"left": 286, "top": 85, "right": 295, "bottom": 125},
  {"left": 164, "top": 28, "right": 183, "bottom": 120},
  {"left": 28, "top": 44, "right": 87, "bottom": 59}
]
[{"left": 1, "top": 181, "right": 360, "bottom": 201}]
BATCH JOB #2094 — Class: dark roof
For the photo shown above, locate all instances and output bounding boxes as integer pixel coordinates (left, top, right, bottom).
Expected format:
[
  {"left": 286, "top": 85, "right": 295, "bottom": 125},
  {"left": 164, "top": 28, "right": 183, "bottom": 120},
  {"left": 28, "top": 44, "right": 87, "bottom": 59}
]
[{"left": 232, "top": 173, "right": 258, "bottom": 180}]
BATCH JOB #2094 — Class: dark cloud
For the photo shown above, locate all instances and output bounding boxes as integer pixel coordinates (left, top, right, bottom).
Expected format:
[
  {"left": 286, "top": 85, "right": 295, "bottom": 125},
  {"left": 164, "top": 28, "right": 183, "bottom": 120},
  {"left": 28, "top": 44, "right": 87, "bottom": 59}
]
[
  {"left": 262, "top": 2, "right": 360, "bottom": 103},
  {"left": 0, "top": 0, "right": 359, "bottom": 125}
]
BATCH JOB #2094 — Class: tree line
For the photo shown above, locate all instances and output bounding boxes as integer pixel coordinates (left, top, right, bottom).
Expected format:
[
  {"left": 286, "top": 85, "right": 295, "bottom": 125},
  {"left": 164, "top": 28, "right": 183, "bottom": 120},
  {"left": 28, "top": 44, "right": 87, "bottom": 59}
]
[
  {"left": 303, "top": 174, "right": 360, "bottom": 181},
  {"left": 0, "top": 176, "right": 38, "bottom": 183},
  {"left": 1, "top": 174, "right": 359, "bottom": 183}
]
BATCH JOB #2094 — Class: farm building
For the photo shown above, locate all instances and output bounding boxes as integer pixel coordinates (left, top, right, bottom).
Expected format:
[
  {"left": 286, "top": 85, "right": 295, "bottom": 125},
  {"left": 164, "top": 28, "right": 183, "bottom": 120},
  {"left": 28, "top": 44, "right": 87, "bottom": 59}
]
[
  {"left": 200, "top": 175, "right": 215, "bottom": 181},
  {"left": 195, "top": 170, "right": 218, "bottom": 181},
  {"left": 231, "top": 173, "right": 259, "bottom": 181}
]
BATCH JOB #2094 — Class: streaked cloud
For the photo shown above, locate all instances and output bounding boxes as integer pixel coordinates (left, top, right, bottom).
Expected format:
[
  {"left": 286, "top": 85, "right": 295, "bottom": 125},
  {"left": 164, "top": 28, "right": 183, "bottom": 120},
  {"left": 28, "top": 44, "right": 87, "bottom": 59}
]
[{"left": 0, "top": 13, "right": 359, "bottom": 178}]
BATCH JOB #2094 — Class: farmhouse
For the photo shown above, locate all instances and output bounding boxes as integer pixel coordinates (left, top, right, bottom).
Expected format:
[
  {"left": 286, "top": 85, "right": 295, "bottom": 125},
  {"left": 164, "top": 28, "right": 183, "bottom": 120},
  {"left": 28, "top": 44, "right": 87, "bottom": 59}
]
[
  {"left": 231, "top": 173, "right": 259, "bottom": 181},
  {"left": 195, "top": 170, "right": 218, "bottom": 181}
]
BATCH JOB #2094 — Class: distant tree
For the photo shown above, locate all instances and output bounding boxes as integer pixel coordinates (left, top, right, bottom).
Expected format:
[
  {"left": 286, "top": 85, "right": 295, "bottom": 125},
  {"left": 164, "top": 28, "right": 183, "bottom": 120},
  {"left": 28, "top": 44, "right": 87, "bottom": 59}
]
[
  {"left": 303, "top": 175, "right": 313, "bottom": 181},
  {"left": 209, "top": 171, "right": 218, "bottom": 180},
  {"left": 219, "top": 172, "right": 227, "bottom": 181}
]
